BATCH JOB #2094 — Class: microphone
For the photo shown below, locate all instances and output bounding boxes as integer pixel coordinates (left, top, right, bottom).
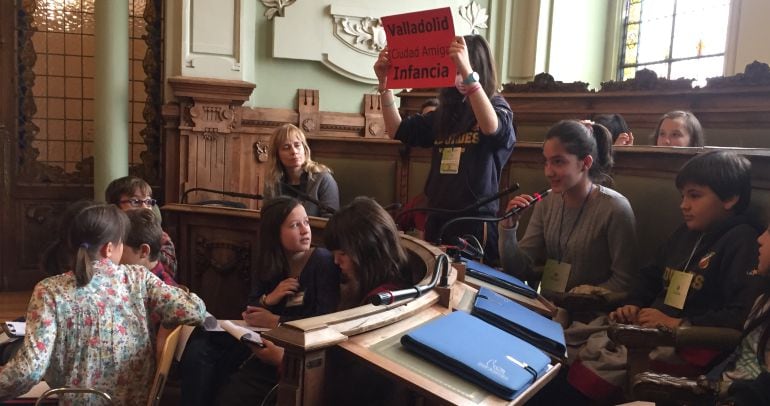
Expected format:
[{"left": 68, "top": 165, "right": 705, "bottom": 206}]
[
  {"left": 466, "top": 183, "right": 521, "bottom": 213},
  {"left": 371, "top": 254, "right": 450, "bottom": 305},
  {"left": 181, "top": 187, "right": 264, "bottom": 204},
  {"left": 436, "top": 188, "right": 551, "bottom": 249},
  {"left": 446, "top": 235, "right": 484, "bottom": 260},
  {"left": 394, "top": 183, "right": 520, "bottom": 228},
  {"left": 501, "top": 188, "right": 551, "bottom": 220},
  {"left": 279, "top": 183, "right": 337, "bottom": 215}
]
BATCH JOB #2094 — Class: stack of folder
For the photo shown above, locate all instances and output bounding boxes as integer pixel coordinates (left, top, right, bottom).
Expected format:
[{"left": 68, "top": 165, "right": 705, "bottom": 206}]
[
  {"left": 401, "top": 287, "right": 566, "bottom": 400},
  {"left": 463, "top": 259, "right": 537, "bottom": 298}
]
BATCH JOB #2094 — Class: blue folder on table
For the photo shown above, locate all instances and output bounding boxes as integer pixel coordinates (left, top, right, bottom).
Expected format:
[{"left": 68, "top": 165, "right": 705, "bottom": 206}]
[
  {"left": 473, "top": 287, "right": 567, "bottom": 359},
  {"left": 463, "top": 259, "right": 537, "bottom": 298},
  {"left": 401, "top": 311, "right": 551, "bottom": 400}
]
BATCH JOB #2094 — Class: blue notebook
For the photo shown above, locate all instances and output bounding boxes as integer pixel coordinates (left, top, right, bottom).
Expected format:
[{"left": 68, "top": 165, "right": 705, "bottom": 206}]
[
  {"left": 473, "top": 287, "right": 567, "bottom": 360},
  {"left": 401, "top": 311, "right": 551, "bottom": 400},
  {"left": 463, "top": 259, "right": 537, "bottom": 298}
]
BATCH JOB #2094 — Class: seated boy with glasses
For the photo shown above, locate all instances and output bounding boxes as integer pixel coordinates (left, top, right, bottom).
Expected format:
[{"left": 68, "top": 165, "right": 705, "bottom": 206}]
[{"left": 105, "top": 176, "right": 178, "bottom": 280}]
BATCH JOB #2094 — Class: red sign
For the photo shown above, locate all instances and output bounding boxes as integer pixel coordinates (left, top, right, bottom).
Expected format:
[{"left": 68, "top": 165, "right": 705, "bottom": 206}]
[{"left": 381, "top": 7, "right": 455, "bottom": 89}]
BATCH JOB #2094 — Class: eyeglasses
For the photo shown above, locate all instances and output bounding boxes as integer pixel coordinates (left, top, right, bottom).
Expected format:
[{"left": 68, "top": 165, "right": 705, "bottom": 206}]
[{"left": 119, "top": 198, "right": 157, "bottom": 207}]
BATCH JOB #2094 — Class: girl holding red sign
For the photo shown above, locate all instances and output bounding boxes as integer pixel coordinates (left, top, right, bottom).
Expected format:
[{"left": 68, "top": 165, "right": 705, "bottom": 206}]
[{"left": 375, "top": 35, "right": 516, "bottom": 264}]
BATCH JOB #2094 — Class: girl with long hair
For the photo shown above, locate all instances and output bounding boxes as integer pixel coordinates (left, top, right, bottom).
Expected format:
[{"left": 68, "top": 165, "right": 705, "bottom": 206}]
[{"left": 375, "top": 35, "right": 516, "bottom": 264}]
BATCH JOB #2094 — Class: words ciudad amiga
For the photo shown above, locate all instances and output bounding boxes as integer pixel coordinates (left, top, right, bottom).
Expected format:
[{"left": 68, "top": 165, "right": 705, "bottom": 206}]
[{"left": 381, "top": 7, "right": 456, "bottom": 89}]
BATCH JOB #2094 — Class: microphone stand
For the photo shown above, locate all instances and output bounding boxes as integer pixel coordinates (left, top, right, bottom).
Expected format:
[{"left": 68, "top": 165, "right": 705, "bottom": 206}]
[
  {"left": 279, "top": 183, "right": 337, "bottom": 215},
  {"left": 371, "top": 253, "right": 450, "bottom": 306},
  {"left": 437, "top": 188, "right": 552, "bottom": 246},
  {"left": 394, "top": 183, "right": 520, "bottom": 228}
]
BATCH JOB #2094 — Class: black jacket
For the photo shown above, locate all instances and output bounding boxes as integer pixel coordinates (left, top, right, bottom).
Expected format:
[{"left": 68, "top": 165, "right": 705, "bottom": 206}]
[{"left": 629, "top": 215, "right": 762, "bottom": 329}]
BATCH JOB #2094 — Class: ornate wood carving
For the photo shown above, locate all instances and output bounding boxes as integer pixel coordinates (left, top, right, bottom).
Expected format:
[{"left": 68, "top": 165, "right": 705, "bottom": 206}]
[
  {"left": 706, "top": 61, "right": 770, "bottom": 88},
  {"left": 396, "top": 64, "right": 770, "bottom": 131},
  {"left": 15, "top": 0, "right": 164, "bottom": 185},
  {"left": 600, "top": 68, "right": 693, "bottom": 92},
  {"left": 191, "top": 235, "right": 252, "bottom": 318},
  {"left": 298, "top": 89, "right": 321, "bottom": 136},
  {"left": 194, "top": 237, "right": 251, "bottom": 279},
  {"left": 134, "top": 0, "right": 164, "bottom": 185},
  {"left": 502, "top": 72, "right": 590, "bottom": 93},
  {"left": 363, "top": 93, "right": 386, "bottom": 138},
  {"left": 188, "top": 103, "right": 240, "bottom": 138}
]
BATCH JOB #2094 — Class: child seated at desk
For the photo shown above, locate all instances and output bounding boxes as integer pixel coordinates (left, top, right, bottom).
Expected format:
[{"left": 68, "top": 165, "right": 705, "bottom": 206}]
[
  {"left": 216, "top": 197, "right": 412, "bottom": 405},
  {"left": 0, "top": 203, "right": 206, "bottom": 404},
  {"left": 179, "top": 197, "right": 339, "bottom": 406},
  {"left": 563, "top": 151, "right": 762, "bottom": 404},
  {"left": 106, "top": 175, "right": 177, "bottom": 279}
]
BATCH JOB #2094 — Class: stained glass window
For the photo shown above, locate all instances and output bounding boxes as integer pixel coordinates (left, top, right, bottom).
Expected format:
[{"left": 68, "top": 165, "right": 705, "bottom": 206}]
[
  {"left": 25, "top": 0, "right": 153, "bottom": 175},
  {"left": 618, "top": 0, "right": 731, "bottom": 87}
]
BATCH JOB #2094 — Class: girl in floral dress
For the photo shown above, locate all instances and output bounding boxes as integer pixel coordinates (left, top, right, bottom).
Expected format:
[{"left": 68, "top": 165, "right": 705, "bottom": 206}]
[{"left": 0, "top": 203, "right": 206, "bottom": 405}]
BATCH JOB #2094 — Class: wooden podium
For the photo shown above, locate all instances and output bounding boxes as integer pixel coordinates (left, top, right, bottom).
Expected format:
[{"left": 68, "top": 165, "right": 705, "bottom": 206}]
[
  {"left": 263, "top": 236, "right": 561, "bottom": 405},
  {"left": 162, "top": 204, "right": 560, "bottom": 404}
]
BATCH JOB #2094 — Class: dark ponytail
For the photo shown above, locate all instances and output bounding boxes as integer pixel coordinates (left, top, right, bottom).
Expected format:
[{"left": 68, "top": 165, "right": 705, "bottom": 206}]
[
  {"left": 68, "top": 204, "right": 129, "bottom": 286},
  {"left": 545, "top": 120, "right": 615, "bottom": 186},
  {"left": 590, "top": 123, "right": 615, "bottom": 187}
]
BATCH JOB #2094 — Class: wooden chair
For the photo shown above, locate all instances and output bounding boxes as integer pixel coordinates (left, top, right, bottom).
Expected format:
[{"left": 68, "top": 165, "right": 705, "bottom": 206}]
[
  {"left": 147, "top": 324, "right": 182, "bottom": 406},
  {"left": 30, "top": 324, "right": 182, "bottom": 406},
  {"left": 608, "top": 323, "right": 742, "bottom": 403}
]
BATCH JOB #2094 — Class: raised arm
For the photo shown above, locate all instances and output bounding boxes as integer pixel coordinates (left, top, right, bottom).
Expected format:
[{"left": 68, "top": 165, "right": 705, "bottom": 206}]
[
  {"left": 499, "top": 197, "right": 547, "bottom": 282},
  {"left": 374, "top": 47, "right": 402, "bottom": 139},
  {"left": 449, "top": 36, "right": 498, "bottom": 135}
]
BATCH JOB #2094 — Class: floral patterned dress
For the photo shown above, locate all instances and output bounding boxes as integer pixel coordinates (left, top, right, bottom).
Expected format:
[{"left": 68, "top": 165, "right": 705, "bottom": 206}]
[{"left": 0, "top": 259, "right": 206, "bottom": 405}]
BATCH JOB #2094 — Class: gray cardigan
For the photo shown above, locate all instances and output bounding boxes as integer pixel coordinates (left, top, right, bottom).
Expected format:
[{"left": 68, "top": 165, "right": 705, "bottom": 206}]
[
  {"left": 498, "top": 185, "right": 638, "bottom": 294},
  {"left": 266, "top": 171, "right": 340, "bottom": 218}
]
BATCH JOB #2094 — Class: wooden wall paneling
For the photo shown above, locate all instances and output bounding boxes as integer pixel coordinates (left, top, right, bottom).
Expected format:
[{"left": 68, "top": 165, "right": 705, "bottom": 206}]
[
  {"left": 0, "top": 4, "right": 13, "bottom": 291},
  {"left": 298, "top": 89, "right": 321, "bottom": 137},
  {"left": 162, "top": 204, "right": 330, "bottom": 319},
  {"left": 397, "top": 64, "right": 770, "bottom": 144}
]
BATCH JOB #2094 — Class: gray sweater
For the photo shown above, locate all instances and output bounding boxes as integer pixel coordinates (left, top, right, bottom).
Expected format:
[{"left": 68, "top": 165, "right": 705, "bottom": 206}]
[
  {"left": 266, "top": 170, "right": 340, "bottom": 218},
  {"left": 499, "top": 185, "right": 638, "bottom": 294}
]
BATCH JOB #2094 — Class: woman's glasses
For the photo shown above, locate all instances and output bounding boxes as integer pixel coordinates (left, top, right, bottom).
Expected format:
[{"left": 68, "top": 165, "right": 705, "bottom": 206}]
[{"left": 120, "top": 198, "right": 157, "bottom": 207}]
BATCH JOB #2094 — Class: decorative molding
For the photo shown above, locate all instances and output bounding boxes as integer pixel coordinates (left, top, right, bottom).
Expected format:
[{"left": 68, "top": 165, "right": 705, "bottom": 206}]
[
  {"left": 319, "top": 124, "right": 365, "bottom": 133},
  {"left": 188, "top": 103, "right": 240, "bottom": 138},
  {"left": 459, "top": 1, "right": 489, "bottom": 35},
  {"left": 600, "top": 68, "right": 693, "bottom": 92},
  {"left": 253, "top": 141, "right": 269, "bottom": 163},
  {"left": 706, "top": 61, "right": 770, "bottom": 88},
  {"left": 261, "top": 0, "right": 296, "bottom": 20},
  {"left": 135, "top": 0, "right": 163, "bottom": 185},
  {"left": 502, "top": 72, "right": 590, "bottom": 93},
  {"left": 331, "top": 15, "right": 385, "bottom": 57}
]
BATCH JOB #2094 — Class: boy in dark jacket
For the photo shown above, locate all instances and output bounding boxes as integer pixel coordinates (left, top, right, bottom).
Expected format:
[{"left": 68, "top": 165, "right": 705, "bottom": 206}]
[{"left": 565, "top": 151, "right": 762, "bottom": 403}]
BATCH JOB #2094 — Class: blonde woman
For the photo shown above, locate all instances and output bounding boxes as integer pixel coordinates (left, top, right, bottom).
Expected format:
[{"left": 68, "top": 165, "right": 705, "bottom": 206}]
[{"left": 264, "top": 124, "right": 340, "bottom": 217}]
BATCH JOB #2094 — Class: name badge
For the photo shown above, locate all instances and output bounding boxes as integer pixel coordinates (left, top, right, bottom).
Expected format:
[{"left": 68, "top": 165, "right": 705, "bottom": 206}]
[
  {"left": 285, "top": 291, "right": 305, "bottom": 308},
  {"left": 440, "top": 147, "right": 462, "bottom": 174},
  {"left": 664, "top": 270, "right": 693, "bottom": 310},
  {"left": 541, "top": 259, "right": 571, "bottom": 293}
]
